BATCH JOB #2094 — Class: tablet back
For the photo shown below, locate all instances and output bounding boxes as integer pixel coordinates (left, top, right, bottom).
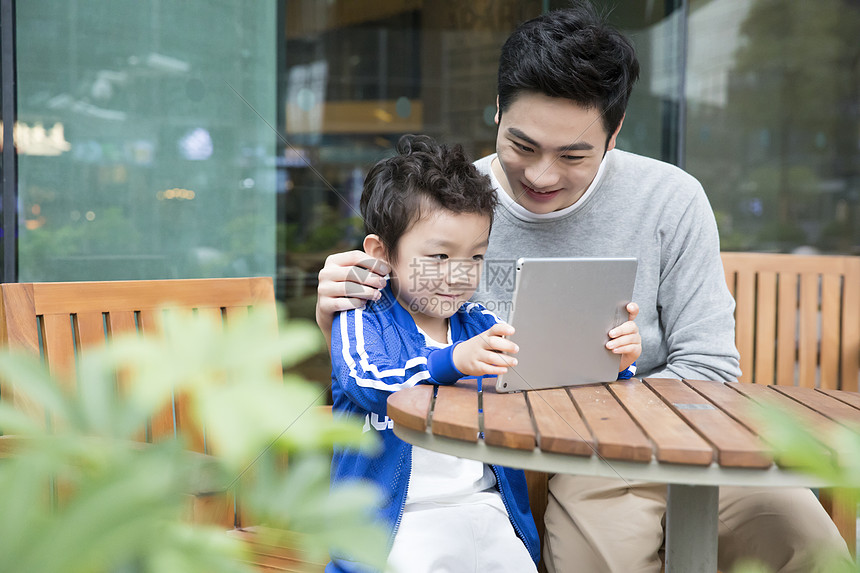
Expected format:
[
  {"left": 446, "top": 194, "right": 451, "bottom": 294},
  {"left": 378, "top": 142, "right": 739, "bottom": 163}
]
[{"left": 495, "top": 257, "right": 638, "bottom": 393}]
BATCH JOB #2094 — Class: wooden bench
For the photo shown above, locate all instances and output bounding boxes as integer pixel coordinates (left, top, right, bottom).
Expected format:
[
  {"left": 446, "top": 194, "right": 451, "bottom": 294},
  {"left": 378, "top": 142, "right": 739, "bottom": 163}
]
[
  {"left": 721, "top": 252, "right": 860, "bottom": 392},
  {"left": 0, "top": 277, "right": 324, "bottom": 572},
  {"left": 524, "top": 252, "right": 860, "bottom": 570},
  {"left": 722, "top": 251, "right": 860, "bottom": 554}
]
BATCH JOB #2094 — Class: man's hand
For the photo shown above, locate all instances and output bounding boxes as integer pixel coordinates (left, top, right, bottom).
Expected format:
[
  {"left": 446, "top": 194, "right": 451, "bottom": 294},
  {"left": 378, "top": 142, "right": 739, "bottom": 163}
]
[
  {"left": 316, "top": 250, "right": 390, "bottom": 346},
  {"left": 453, "top": 323, "right": 519, "bottom": 377},
  {"left": 606, "top": 302, "right": 641, "bottom": 372}
]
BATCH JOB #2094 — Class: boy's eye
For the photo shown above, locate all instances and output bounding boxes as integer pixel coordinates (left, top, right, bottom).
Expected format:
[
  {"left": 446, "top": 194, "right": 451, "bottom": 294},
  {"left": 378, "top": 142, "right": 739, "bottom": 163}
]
[
  {"left": 428, "top": 254, "right": 449, "bottom": 261},
  {"left": 472, "top": 254, "right": 485, "bottom": 261},
  {"left": 561, "top": 154, "right": 584, "bottom": 161}
]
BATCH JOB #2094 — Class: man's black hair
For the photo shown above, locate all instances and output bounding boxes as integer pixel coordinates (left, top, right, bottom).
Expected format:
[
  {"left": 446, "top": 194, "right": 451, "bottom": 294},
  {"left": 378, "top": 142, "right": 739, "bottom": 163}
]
[
  {"left": 360, "top": 134, "right": 497, "bottom": 261},
  {"left": 498, "top": 1, "right": 640, "bottom": 143}
]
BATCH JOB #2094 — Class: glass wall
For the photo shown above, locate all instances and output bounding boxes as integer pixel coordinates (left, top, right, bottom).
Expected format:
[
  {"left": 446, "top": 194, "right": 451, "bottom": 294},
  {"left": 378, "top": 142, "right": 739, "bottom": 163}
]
[
  {"left": 684, "top": 0, "right": 860, "bottom": 254},
  {"left": 277, "top": 0, "right": 542, "bottom": 327},
  {"left": 3, "top": 0, "right": 858, "bottom": 384},
  {"left": 547, "top": 0, "right": 685, "bottom": 165},
  {"left": 0, "top": 4, "right": 4, "bottom": 279},
  {"left": 271, "top": 0, "right": 860, "bottom": 382},
  {"left": 0, "top": 0, "right": 10, "bottom": 282},
  {"left": 15, "top": 1, "right": 277, "bottom": 281},
  {"left": 276, "top": 0, "right": 544, "bottom": 380}
]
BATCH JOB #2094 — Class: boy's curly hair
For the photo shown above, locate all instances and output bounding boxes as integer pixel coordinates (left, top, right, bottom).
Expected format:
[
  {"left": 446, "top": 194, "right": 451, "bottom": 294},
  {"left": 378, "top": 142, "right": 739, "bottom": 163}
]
[{"left": 360, "top": 134, "right": 497, "bottom": 261}]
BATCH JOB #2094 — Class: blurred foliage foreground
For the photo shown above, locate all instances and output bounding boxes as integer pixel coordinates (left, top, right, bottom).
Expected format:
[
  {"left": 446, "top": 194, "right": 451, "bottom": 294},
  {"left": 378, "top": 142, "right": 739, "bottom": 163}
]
[
  {"left": 733, "top": 400, "right": 860, "bottom": 573},
  {"left": 0, "top": 309, "right": 387, "bottom": 573}
]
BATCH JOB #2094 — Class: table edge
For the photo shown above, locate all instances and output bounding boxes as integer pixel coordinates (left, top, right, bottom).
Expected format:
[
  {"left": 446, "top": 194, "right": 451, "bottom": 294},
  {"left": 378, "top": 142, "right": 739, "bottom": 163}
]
[{"left": 394, "top": 425, "right": 830, "bottom": 489}]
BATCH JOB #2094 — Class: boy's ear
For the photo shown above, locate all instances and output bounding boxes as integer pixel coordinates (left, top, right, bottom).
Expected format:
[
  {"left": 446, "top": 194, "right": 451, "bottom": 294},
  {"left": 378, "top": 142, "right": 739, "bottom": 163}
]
[{"left": 363, "top": 234, "right": 388, "bottom": 262}]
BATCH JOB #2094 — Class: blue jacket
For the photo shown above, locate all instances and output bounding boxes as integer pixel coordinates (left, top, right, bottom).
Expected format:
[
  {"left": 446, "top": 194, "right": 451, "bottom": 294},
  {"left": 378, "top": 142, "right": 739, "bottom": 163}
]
[
  {"left": 327, "top": 286, "right": 540, "bottom": 572},
  {"left": 327, "top": 286, "right": 636, "bottom": 572}
]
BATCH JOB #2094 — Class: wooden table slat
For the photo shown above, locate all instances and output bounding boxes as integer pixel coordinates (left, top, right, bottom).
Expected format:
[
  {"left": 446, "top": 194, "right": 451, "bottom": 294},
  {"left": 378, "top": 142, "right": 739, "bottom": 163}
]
[
  {"left": 684, "top": 379, "right": 766, "bottom": 434},
  {"left": 386, "top": 384, "right": 433, "bottom": 433},
  {"left": 568, "top": 384, "right": 652, "bottom": 462},
  {"left": 527, "top": 388, "right": 595, "bottom": 456},
  {"left": 610, "top": 380, "right": 713, "bottom": 465},
  {"left": 726, "top": 382, "right": 851, "bottom": 464},
  {"left": 687, "top": 380, "right": 836, "bottom": 469},
  {"left": 773, "top": 386, "right": 860, "bottom": 428},
  {"left": 432, "top": 381, "right": 480, "bottom": 442},
  {"left": 817, "top": 388, "right": 860, "bottom": 412},
  {"left": 483, "top": 385, "right": 536, "bottom": 450},
  {"left": 727, "top": 382, "right": 839, "bottom": 438},
  {"left": 645, "top": 379, "right": 771, "bottom": 468}
]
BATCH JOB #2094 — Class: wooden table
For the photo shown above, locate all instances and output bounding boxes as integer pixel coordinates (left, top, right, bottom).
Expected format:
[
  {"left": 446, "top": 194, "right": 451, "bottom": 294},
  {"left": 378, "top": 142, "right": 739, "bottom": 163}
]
[{"left": 386, "top": 378, "right": 860, "bottom": 573}]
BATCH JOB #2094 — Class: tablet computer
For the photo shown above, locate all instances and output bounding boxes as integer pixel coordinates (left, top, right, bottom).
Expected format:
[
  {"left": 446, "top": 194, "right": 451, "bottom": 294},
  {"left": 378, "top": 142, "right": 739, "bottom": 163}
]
[{"left": 495, "top": 257, "right": 638, "bottom": 393}]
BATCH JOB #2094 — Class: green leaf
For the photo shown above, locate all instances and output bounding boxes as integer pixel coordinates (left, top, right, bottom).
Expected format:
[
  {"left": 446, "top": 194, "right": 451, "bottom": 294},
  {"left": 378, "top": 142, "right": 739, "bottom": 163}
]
[{"left": 0, "top": 307, "right": 386, "bottom": 573}]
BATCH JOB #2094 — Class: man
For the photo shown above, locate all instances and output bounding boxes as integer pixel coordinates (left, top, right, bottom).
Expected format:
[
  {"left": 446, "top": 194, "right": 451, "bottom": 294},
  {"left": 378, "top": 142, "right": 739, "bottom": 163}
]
[{"left": 316, "top": 3, "right": 852, "bottom": 572}]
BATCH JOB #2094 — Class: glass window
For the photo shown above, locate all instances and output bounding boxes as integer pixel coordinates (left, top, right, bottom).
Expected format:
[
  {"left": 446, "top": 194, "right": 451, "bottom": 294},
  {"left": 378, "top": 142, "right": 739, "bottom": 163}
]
[
  {"left": 0, "top": 5, "right": 5, "bottom": 280},
  {"left": 15, "top": 1, "right": 278, "bottom": 281},
  {"left": 276, "top": 0, "right": 542, "bottom": 383},
  {"left": 685, "top": 0, "right": 860, "bottom": 254},
  {"left": 553, "top": 0, "right": 686, "bottom": 164}
]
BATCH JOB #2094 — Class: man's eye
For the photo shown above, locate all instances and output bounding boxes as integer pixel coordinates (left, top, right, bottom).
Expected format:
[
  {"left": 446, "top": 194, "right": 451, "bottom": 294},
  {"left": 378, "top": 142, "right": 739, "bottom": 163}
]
[
  {"left": 561, "top": 154, "right": 584, "bottom": 161},
  {"left": 513, "top": 141, "right": 534, "bottom": 153}
]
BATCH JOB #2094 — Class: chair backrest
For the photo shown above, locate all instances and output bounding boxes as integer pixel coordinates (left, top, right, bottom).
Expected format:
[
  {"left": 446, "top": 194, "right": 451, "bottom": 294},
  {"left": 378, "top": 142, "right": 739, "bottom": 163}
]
[
  {"left": 0, "top": 277, "right": 279, "bottom": 450},
  {"left": 721, "top": 252, "right": 860, "bottom": 391}
]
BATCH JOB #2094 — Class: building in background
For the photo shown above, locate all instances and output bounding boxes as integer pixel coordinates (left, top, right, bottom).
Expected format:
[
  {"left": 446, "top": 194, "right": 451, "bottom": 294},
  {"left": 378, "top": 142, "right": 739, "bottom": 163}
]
[{"left": 1, "top": 0, "right": 858, "bottom": 382}]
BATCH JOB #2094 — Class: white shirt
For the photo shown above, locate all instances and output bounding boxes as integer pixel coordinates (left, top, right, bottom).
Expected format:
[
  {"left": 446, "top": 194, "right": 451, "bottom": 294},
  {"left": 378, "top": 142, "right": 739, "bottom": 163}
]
[{"left": 406, "top": 323, "right": 497, "bottom": 503}]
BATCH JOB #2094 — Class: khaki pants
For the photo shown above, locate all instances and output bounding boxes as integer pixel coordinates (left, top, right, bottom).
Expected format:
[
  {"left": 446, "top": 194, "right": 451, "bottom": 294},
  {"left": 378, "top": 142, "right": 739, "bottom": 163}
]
[{"left": 543, "top": 475, "right": 853, "bottom": 573}]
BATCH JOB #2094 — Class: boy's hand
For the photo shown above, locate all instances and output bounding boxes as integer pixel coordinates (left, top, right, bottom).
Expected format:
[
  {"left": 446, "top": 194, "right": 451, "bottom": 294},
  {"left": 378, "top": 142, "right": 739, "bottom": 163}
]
[
  {"left": 316, "top": 250, "right": 390, "bottom": 345},
  {"left": 606, "top": 302, "right": 641, "bottom": 372},
  {"left": 453, "top": 323, "right": 519, "bottom": 377}
]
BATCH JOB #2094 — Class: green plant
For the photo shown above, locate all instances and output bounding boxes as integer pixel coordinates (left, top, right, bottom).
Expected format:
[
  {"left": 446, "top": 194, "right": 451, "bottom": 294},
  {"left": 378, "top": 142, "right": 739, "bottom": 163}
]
[
  {"left": 0, "top": 308, "right": 387, "bottom": 572},
  {"left": 741, "top": 401, "right": 860, "bottom": 573},
  {"left": 756, "top": 402, "right": 860, "bottom": 494}
]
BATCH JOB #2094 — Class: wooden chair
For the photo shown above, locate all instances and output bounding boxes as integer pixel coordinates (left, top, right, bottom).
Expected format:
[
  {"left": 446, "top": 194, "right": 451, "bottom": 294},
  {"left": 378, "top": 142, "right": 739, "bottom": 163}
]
[
  {"left": 0, "top": 277, "right": 324, "bottom": 571},
  {"left": 0, "top": 277, "right": 277, "bottom": 463},
  {"left": 0, "top": 277, "right": 280, "bottom": 525},
  {"left": 721, "top": 252, "right": 860, "bottom": 392},
  {"left": 722, "top": 252, "right": 860, "bottom": 552}
]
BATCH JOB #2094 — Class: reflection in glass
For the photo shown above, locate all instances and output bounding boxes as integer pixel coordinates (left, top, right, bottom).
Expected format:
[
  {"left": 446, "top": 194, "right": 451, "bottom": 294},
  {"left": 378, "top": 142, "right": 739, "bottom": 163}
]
[
  {"left": 276, "top": 0, "right": 542, "bottom": 384},
  {"left": 550, "top": 0, "right": 685, "bottom": 164},
  {"left": 0, "top": 5, "right": 4, "bottom": 280},
  {"left": 685, "top": 0, "right": 860, "bottom": 254},
  {"left": 11, "top": 0, "right": 857, "bottom": 387},
  {"left": 15, "top": 1, "right": 278, "bottom": 281}
]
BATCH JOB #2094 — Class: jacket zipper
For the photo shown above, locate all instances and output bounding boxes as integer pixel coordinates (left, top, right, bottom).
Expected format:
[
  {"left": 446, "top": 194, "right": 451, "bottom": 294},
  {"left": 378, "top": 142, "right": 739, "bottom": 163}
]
[
  {"left": 390, "top": 445, "right": 411, "bottom": 543},
  {"left": 491, "top": 464, "right": 533, "bottom": 557}
]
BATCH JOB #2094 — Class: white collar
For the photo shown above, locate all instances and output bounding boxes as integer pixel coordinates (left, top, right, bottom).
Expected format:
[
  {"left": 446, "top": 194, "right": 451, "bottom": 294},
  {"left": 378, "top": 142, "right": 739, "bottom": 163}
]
[{"left": 415, "top": 322, "right": 452, "bottom": 348}]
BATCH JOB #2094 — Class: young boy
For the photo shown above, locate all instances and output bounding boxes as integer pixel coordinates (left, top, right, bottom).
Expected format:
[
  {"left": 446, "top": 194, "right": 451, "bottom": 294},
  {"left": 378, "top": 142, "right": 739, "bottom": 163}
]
[{"left": 326, "top": 134, "right": 641, "bottom": 573}]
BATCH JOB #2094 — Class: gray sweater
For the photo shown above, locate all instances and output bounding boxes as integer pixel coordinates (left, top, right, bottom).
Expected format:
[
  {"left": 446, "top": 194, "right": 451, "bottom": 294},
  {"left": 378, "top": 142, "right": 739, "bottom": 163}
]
[{"left": 474, "top": 149, "right": 741, "bottom": 382}]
